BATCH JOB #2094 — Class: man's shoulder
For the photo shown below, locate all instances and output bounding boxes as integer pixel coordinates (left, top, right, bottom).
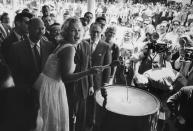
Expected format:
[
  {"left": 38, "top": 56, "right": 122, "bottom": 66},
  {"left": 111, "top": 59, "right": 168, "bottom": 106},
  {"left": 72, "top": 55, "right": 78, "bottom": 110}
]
[
  {"left": 82, "top": 39, "right": 89, "bottom": 43},
  {"left": 41, "top": 37, "right": 54, "bottom": 47},
  {"left": 8, "top": 40, "right": 27, "bottom": 55},
  {"left": 11, "top": 40, "right": 27, "bottom": 48},
  {"left": 3, "top": 31, "right": 17, "bottom": 43},
  {"left": 81, "top": 39, "right": 90, "bottom": 46},
  {"left": 2, "top": 23, "right": 11, "bottom": 30},
  {"left": 99, "top": 40, "right": 110, "bottom": 48},
  {"left": 181, "top": 86, "right": 193, "bottom": 92},
  {"left": 41, "top": 36, "right": 51, "bottom": 43}
]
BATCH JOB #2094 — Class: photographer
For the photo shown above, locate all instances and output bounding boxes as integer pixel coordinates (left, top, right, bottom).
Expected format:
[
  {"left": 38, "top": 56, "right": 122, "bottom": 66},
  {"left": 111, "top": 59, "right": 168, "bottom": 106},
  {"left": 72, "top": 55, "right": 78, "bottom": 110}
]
[
  {"left": 130, "top": 30, "right": 173, "bottom": 75},
  {"left": 167, "top": 36, "right": 193, "bottom": 130},
  {"left": 131, "top": 24, "right": 179, "bottom": 130},
  {"left": 165, "top": 18, "right": 181, "bottom": 50},
  {"left": 172, "top": 34, "right": 193, "bottom": 90}
]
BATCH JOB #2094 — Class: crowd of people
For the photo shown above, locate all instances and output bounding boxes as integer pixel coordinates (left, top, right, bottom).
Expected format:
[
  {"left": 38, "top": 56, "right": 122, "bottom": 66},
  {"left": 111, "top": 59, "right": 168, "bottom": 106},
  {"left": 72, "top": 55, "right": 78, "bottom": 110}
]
[{"left": 0, "top": 1, "right": 193, "bottom": 131}]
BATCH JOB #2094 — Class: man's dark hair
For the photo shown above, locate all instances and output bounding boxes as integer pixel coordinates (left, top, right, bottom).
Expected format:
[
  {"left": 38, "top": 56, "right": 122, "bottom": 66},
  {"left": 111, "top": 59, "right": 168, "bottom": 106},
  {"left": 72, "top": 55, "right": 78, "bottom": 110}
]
[
  {"left": 42, "top": 5, "right": 50, "bottom": 11},
  {"left": 14, "top": 12, "right": 33, "bottom": 24},
  {"left": 95, "top": 16, "right": 106, "bottom": 23},
  {"left": 50, "top": 22, "right": 60, "bottom": 29},
  {"left": 22, "top": 8, "right": 30, "bottom": 13},
  {"left": 84, "top": 12, "right": 93, "bottom": 17},
  {"left": 90, "top": 22, "right": 102, "bottom": 30},
  {"left": 80, "top": 17, "right": 88, "bottom": 26},
  {"left": 0, "top": 12, "right": 8, "bottom": 22},
  {"left": 50, "top": 13, "right": 55, "bottom": 17}
]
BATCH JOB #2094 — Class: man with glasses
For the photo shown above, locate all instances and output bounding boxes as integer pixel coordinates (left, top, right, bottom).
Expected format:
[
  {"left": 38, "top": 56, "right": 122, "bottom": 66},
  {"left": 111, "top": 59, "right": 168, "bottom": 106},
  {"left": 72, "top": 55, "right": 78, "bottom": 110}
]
[
  {"left": 165, "top": 18, "right": 181, "bottom": 49},
  {"left": 48, "top": 23, "right": 61, "bottom": 48}
]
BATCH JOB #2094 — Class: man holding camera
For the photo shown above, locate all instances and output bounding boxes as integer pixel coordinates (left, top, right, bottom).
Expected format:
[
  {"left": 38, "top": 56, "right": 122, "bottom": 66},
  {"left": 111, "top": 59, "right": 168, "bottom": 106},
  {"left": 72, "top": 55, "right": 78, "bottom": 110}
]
[
  {"left": 166, "top": 32, "right": 193, "bottom": 131},
  {"left": 129, "top": 20, "right": 184, "bottom": 131},
  {"left": 167, "top": 51, "right": 193, "bottom": 131},
  {"left": 130, "top": 22, "right": 173, "bottom": 75},
  {"left": 172, "top": 37, "right": 193, "bottom": 89}
]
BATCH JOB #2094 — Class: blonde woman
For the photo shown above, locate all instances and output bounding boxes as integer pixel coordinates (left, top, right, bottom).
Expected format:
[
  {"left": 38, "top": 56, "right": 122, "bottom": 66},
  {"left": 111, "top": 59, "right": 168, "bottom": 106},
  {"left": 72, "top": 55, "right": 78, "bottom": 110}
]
[{"left": 34, "top": 17, "right": 101, "bottom": 131}]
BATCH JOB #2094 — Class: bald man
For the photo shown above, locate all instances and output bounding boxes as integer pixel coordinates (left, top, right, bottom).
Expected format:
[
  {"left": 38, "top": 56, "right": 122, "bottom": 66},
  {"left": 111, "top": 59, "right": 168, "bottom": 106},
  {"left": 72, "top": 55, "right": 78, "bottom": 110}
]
[
  {"left": 7, "top": 18, "right": 54, "bottom": 130},
  {"left": 8, "top": 18, "right": 54, "bottom": 88}
]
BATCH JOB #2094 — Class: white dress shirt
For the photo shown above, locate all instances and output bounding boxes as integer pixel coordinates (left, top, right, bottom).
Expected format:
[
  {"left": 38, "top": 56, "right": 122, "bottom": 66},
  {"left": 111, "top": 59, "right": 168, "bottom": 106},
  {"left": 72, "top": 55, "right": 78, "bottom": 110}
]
[{"left": 90, "top": 39, "right": 99, "bottom": 53}]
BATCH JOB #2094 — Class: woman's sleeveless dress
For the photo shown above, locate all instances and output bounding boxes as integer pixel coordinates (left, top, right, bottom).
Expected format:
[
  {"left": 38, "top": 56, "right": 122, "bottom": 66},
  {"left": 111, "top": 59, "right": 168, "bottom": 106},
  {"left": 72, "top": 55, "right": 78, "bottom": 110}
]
[{"left": 34, "top": 44, "right": 73, "bottom": 131}]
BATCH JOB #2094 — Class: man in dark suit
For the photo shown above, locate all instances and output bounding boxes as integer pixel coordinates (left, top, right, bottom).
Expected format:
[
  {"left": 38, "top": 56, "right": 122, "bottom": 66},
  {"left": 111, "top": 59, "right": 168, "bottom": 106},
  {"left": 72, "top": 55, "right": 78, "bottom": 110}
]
[
  {"left": 7, "top": 18, "right": 54, "bottom": 130},
  {"left": 85, "top": 22, "right": 112, "bottom": 131},
  {"left": 0, "top": 61, "right": 38, "bottom": 131},
  {"left": 1, "top": 12, "right": 33, "bottom": 64},
  {"left": 8, "top": 17, "right": 54, "bottom": 88},
  {"left": 66, "top": 40, "right": 93, "bottom": 131}
]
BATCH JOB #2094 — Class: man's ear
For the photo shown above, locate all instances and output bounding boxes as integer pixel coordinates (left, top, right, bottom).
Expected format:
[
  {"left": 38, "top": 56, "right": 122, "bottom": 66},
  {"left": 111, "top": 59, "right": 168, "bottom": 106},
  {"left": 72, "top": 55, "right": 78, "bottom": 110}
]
[{"left": 15, "top": 21, "right": 19, "bottom": 27}]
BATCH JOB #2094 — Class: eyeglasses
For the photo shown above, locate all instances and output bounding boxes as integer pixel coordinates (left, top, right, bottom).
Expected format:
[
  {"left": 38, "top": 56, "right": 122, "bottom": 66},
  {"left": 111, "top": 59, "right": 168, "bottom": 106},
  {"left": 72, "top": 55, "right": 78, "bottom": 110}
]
[
  {"left": 160, "top": 25, "right": 166, "bottom": 28},
  {"left": 173, "top": 24, "right": 179, "bottom": 26},
  {"left": 143, "top": 23, "right": 148, "bottom": 25}
]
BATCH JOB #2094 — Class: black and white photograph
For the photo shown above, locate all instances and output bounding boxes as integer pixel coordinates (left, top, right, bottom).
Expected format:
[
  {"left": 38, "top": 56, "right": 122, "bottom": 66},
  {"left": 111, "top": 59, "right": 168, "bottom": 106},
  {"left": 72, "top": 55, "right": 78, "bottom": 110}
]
[{"left": 0, "top": 0, "right": 193, "bottom": 131}]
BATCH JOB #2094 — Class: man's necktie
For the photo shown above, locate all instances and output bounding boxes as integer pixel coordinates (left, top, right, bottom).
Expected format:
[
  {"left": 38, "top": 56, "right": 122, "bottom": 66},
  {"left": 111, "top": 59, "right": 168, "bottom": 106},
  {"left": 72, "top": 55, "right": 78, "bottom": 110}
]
[
  {"left": 91, "top": 43, "right": 96, "bottom": 53},
  {"left": 33, "top": 44, "right": 41, "bottom": 72}
]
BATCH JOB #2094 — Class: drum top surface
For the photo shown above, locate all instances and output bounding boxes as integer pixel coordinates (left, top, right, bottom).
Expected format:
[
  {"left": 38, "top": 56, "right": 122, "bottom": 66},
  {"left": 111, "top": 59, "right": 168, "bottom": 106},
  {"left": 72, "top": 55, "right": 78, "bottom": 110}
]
[{"left": 95, "top": 86, "right": 160, "bottom": 116}]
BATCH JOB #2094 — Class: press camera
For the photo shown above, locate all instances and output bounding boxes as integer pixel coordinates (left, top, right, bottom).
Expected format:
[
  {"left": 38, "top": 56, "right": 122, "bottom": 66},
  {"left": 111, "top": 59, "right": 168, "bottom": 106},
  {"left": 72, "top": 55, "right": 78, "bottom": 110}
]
[
  {"left": 179, "top": 36, "right": 189, "bottom": 46},
  {"left": 184, "top": 47, "right": 193, "bottom": 61},
  {"left": 147, "top": 32, "right": 169, "bottom": 53}
]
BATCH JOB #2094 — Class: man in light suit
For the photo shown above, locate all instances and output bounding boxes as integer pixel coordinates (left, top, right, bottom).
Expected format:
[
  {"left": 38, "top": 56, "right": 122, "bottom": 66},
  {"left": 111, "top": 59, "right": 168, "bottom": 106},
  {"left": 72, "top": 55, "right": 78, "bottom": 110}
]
[
  {"left": 7, "top": 18, "right": 54, "bottom": 130},
  {"left": 85, "top": 22, "right": 112, "bottom": 131}
]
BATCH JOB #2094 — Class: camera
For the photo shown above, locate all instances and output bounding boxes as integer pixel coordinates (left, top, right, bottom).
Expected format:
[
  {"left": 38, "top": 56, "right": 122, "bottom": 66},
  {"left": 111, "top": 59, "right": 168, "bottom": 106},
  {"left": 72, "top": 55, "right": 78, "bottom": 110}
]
[
  {"left": 179, "top": 37, "right": 189, "bottom": 46},
  {"left": 147, "top": 32, "right": 168, "bottom": 53},
  {"left": 154, "top": 43, "right": 168, "bottom": 53},
  {"left": 184, "top": 47, "right": 193, "bottom": 61}
]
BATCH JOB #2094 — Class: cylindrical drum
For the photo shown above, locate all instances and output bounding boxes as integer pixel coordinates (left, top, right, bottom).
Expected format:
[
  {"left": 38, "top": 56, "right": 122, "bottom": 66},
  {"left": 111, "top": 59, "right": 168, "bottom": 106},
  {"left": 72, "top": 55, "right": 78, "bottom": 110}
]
[{"left": 95, "top": 85, "right": 160, "bottom": 131}]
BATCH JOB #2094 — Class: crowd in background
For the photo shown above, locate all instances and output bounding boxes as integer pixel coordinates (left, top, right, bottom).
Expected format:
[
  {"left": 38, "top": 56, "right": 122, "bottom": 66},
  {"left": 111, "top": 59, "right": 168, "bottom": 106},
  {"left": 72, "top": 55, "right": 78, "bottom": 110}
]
[{"left": 0, "top": 1, "right": 193, "bottom": 131}]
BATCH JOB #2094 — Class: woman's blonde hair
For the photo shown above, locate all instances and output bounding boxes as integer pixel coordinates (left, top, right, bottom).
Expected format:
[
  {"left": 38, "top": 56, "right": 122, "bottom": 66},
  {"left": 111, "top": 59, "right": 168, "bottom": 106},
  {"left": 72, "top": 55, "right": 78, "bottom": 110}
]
[
  {"left": 61, "top": 17, "right": 83, "bottom": 40},
  {"left": 105, "top": 26, "right": 117, "bottom": 35}
]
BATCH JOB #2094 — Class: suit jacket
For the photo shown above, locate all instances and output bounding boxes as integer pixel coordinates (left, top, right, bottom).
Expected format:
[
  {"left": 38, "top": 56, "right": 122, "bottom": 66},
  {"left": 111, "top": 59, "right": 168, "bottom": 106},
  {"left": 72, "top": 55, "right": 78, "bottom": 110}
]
[
  {"left": 85, "top": 39, "right": 112, "bottom": 90},
  {"left": 0, "top": 87, "right": 39, "bottom": 131},
  {"left": 74, "top": 41, "right": 92, "bottom": 100},
  {"left": 1, "top": 30, "right": 20, "bottom": 64},
  {"left": 2, "top": 23, "right": 11, "bottom": 35},
  {"left": 167, "top": 86, "right": 193, "bottom": 130},
  {"left": 8, "top": 37, "right": 54, "bottom": 88}
]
